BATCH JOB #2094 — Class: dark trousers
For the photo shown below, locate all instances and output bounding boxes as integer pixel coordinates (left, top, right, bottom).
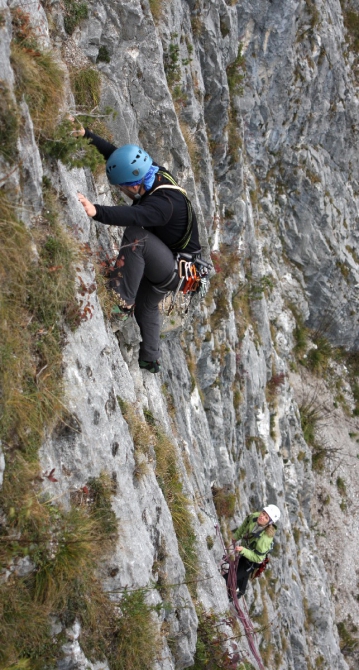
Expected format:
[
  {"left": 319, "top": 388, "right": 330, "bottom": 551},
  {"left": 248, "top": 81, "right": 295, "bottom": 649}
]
[
  {"left": 224, "top": 556, "right": 254, "bottom": 598},
  {"left": 109, "top": 226, "right": 179, "bottom": 361},
  {"left": 236, "top": 556, "right": 255, "bottom": 596}
]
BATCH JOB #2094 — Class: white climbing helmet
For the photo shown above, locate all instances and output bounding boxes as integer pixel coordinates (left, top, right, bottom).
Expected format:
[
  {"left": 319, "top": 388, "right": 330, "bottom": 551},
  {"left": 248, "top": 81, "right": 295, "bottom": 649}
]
[{"left": 263, "top": 504, "right": 280, "bottom": 524}]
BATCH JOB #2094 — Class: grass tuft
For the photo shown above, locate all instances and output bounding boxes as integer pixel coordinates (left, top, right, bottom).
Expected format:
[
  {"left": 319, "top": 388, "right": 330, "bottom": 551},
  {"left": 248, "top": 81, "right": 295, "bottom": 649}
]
[
  {"left": 70, "top": 67, "right": 101, "bottom": 109},
  {"left": 0, "top": 81, "right": 19, "bottom": 164},
  {"left": 212, "top": 486, "right": 236, "bottom": 518},
  {"left": 0, "top": 186, "right": 80, "bottom": 452},
  {"left": 154, "top": 427, "right": 198, "bottom": 590},
  {"left": 11, "top": 37, "right": 65, "bottom": 140},
  {"left": 119, "top": 400, "right": 199, "bottom": 592},
  {"left": 149, "top": 0, "right": 163, "bottom": 22}
]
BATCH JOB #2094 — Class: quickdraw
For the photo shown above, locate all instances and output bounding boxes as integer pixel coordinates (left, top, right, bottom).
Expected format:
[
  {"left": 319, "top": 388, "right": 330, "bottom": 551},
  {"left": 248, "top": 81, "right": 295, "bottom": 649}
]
[
  {"left": 165, "top": 252, "right": 211, "bottom": 316},
  {"left": 177, "top": 253, "right": 211, "bottom": 296}
]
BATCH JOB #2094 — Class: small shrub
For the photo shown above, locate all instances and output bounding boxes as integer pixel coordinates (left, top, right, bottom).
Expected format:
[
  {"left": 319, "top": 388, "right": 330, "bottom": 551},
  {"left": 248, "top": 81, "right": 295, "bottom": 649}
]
[
  {"left": 63, "top": 0, "right": 88, "bottom": 35},
  {"left": 193, "top": 604, "right": 241, "bottom": 669},
  {"left": 226, "top": 44, "right": 245, "bottom": 96},
  {"left": 206, "top": 535, "right": 214, "bottom": 550},
  {"left": 246, "top": 436, "right": 266, "bottom": 456},
  {"left": 337, "top": 618, "right": 359, "bottom": 656},
  {"left": 270, "top": 412, "right": 276, "bottom": 439},
  {"left": 96, "top": 45, "right": 111, "bottom": 63},
  {"left": 42, "top": 118, "right": 105, "bottom": 170},
  {"left": 0, "top": 460, "right": 121, "bottom": 668},
  {"left": 164, "top": 38, "right": 181, "bottom": 88}
]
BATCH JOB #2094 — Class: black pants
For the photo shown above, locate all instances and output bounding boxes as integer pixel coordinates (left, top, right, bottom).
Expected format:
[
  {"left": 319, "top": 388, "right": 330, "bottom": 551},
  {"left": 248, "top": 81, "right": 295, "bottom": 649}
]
[
  {"left": 224, "top": 556, "right": 255, "bottom": 598},
  {"left": 236, "top": 556, "right": 255, "bottom": 596},
  {"left": 109, "top": 226, "right": 179, "bottom": 361}
]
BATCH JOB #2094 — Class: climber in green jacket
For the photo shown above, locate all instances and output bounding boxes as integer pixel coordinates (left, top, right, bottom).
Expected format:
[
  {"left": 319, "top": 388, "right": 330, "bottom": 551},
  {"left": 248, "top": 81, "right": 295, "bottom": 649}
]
[{"left": 227, "top": 505, "right": 280, "bottom": 598}]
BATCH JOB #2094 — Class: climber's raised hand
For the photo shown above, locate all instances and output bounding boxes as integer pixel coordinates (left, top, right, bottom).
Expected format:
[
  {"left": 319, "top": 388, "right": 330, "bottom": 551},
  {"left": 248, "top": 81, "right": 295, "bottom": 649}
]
[
  {"left": 77, "top": 192, "right": 96, "bottom": 217},
  {"left": 68, "top": 115, "right": 85, "bottom": 137}
]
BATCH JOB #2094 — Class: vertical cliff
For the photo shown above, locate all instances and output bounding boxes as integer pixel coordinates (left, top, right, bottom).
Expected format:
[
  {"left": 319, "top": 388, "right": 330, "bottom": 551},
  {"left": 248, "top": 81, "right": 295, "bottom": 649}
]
[{"left": 1, "top": 0, "right": 359, "bottom": 668}]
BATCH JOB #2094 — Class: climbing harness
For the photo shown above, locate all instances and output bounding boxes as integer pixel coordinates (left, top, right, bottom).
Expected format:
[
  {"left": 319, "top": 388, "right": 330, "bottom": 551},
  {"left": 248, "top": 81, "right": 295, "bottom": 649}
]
[
  {"left": 174, "top": 252, "right": 210, "bottom": 298},
  {"left": 155, "top": 251, "right": 211, "bottom": 319}
]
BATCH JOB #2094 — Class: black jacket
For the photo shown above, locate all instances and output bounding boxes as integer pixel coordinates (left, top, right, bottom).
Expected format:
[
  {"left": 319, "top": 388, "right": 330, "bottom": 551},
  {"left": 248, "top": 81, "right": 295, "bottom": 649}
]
[{"left": 85, "top": 130, "right": 201, "bottom": 254}]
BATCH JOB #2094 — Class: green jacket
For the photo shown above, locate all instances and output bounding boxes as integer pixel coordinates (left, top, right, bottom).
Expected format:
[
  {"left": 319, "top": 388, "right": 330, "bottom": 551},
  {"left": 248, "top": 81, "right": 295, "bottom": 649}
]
[{"left": 233, "top": 512, "right": 276, "bottom": 564}]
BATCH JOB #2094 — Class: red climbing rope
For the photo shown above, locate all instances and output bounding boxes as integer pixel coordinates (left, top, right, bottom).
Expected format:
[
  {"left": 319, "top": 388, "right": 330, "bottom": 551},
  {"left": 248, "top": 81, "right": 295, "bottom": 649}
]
[{"left": 215, "top": 525, "right": 265, "bottom": 670}]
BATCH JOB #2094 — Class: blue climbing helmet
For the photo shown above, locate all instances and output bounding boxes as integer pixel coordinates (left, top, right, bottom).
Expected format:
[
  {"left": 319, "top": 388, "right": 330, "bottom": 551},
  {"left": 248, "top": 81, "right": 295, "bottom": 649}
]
[{"left": 106, "top": 144, "right": 153, "bottom": 185}]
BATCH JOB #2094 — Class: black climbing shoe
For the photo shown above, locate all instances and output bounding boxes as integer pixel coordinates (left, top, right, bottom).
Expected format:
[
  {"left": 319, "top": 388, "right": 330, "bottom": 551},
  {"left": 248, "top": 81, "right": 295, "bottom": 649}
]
[
  {"left": 111, "top": 304, "right": 134, "bottom": 321},
  {"left": 139, "top": 359, "right": 161, "bottom": 374}
]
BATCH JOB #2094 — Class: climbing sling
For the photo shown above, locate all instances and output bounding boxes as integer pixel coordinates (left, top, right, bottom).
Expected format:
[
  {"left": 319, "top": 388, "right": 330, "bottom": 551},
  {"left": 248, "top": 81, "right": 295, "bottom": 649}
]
[
  {"left": 250, "top": 555, "right": 270, "bottom": 580},
  {"left": 150, "top": 170, "right": 193, "bottom": 251}
]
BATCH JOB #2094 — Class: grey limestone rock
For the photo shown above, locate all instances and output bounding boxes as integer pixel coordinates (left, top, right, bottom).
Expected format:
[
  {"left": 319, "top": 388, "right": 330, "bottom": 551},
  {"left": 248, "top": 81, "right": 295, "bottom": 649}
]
[{"left": 2, "top": 0, "right": 358, "bottom": 666}]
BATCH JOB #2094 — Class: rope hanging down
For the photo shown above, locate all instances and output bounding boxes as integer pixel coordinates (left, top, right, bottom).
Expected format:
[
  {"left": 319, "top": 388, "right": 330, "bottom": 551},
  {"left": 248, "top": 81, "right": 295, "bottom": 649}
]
[{"left": 215, "top": 525, "right": 266, "bottom": 670}]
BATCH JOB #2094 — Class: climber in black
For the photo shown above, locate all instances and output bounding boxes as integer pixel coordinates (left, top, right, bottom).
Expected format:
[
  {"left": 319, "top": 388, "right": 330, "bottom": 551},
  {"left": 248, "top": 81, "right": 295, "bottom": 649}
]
[
  {"left": 76, "top": 125, "right": 201, "bottom": 373},
  {"left": 225, "top": 505, "right": 280, "bottom": 600}
]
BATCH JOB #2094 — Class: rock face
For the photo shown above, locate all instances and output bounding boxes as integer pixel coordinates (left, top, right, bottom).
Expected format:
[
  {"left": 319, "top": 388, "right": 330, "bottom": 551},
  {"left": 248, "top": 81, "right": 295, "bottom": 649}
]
[{"left": 1, "top": 0, "right": 359, "bottom": 667}]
